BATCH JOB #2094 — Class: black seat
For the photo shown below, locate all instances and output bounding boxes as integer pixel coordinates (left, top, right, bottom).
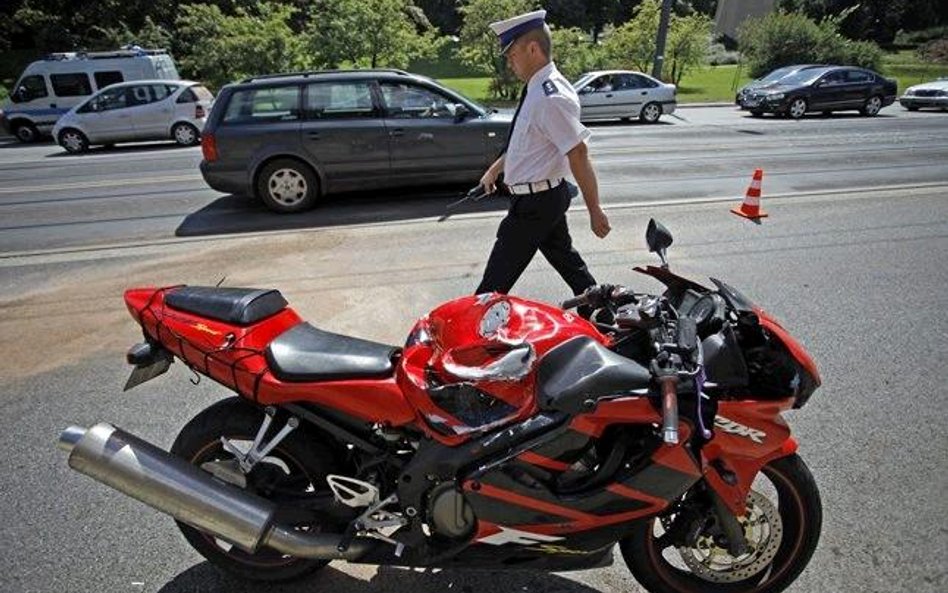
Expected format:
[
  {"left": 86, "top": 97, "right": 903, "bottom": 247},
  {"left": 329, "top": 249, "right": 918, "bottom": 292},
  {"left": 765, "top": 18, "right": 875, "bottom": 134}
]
[
  {"left": 266, "top": 322, "right": 398, "bottom": 382},
  {"left": 537, "top": 337, "right": 652, "bottom": 415},
  {"left": 165, "top": 286, "right": 288, "bottom": 326}
]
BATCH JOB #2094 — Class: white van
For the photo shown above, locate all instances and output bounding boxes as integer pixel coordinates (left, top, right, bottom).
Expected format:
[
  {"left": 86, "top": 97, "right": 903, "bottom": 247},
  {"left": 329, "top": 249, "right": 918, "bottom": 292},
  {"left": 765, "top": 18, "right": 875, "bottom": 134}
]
[{"left": 0, "top": 48, "right": 180, "bottom": 143}]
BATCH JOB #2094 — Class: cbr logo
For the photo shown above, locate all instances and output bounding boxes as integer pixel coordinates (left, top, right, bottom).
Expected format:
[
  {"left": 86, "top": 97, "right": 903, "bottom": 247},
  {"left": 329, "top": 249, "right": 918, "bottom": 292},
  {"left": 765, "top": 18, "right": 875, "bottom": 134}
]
[
  {"left": 715, "top": 416, "right": 766, "bottom": 444},
  {"left": 477, "top": 527, "right": 564, "bottom": 546}
]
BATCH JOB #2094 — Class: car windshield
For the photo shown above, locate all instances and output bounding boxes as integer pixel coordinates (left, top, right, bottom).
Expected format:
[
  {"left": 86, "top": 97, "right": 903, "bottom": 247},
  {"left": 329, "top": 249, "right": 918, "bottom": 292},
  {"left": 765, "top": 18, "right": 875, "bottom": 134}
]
[
  {"left": 778, "top": 68, "right": 829, "bottom": 87},
  {"left": 573, "top": 74, "right": 596, "bottom": 90},
  {"left": 758, "top": 67, "right": 796, "bottom": 83}
]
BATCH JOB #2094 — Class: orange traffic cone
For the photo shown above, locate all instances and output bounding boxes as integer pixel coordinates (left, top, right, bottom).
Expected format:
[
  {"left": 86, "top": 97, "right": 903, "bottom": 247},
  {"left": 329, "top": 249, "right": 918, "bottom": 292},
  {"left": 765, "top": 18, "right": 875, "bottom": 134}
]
[{"left": 731, "top": 168, "right": 768, "bottom": 219}]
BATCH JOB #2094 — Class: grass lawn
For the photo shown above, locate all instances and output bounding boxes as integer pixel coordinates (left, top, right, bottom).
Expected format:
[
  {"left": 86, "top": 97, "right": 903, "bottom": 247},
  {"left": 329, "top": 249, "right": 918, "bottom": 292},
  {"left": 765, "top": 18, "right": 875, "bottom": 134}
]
[{"left": 881, "top": 50, "right": 948, "bottom": 90}]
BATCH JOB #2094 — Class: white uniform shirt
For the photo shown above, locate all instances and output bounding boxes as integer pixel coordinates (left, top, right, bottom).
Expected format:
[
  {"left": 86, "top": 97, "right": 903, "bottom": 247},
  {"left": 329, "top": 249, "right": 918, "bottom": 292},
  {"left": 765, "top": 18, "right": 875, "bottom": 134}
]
[{"left": 503, "top": 62, "right": 591, "bottom": 185}]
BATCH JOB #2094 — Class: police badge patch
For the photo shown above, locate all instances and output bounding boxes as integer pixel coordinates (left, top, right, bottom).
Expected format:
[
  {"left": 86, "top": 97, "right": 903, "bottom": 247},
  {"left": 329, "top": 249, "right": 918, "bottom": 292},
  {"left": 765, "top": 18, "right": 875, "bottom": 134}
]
[{"left": 542, "top": 80, "right": 558, "bottom": 96}]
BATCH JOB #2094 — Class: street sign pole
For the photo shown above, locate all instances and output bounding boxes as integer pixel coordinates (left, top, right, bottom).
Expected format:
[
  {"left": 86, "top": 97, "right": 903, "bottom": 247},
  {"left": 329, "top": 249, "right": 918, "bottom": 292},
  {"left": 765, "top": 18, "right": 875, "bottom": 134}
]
[{"left": 652, "top": 0, "right": 674, "bottom": 80}]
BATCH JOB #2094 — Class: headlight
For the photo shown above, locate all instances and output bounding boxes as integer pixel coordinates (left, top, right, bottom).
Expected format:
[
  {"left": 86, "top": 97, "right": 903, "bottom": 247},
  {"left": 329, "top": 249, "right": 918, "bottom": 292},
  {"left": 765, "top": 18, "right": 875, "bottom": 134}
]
[
  {"left": 766, "top": 93, "right": 785, "bottom": 101},
  {"left": 904, "top": 88, "right": 916, "bottom": 96}
]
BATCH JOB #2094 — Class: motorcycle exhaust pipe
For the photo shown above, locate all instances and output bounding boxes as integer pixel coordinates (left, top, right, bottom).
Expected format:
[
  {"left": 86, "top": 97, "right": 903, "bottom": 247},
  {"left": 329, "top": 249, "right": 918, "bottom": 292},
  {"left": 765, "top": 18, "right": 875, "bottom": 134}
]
[{"left": 58, "top": 423, "right": 376, "bottom": 561}]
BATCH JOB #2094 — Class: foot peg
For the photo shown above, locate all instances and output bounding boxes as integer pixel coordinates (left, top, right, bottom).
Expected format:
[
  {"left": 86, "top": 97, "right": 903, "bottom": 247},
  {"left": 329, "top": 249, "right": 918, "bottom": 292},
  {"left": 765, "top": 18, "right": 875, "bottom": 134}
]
[{"left": 220, "top": 406, "right": 299, "bottom": 474}]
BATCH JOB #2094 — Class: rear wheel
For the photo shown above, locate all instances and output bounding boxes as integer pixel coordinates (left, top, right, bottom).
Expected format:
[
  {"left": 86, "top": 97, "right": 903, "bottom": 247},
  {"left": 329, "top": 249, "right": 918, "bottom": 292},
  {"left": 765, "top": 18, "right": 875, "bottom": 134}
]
[
  {"left": 172, "top": 122, "right": 200, "bottom": 146},
  {"left": 256, "top": 158, "right": 320, "bottom": 213},
  {"left": 861, "top": 95, "right": 883, "bottom": 117},
  {"left": 170, "top": 398, "right": 336, "bottom": 582},
  {"left": 621, "top": 454, "right": 822, "bottom": 593},
  {"left": 640, "top": 102, "right": 663, "bottom": 124}
]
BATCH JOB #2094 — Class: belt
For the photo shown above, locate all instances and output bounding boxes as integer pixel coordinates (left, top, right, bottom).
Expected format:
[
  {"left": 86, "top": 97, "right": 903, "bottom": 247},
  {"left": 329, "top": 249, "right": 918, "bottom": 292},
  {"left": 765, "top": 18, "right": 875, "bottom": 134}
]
[{"left": 506, "top": 178, "right": 565, "bottom": 195}]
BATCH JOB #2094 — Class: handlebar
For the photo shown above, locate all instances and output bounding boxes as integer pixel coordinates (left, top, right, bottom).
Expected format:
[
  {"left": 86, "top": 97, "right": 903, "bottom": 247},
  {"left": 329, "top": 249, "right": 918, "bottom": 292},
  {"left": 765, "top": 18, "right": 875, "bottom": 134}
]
[
  {"left": 561, "top": 293, "right": 589, "bottom": 310},
  {"left": 658, "top": 376, "right": 679, "bottom": 446}
]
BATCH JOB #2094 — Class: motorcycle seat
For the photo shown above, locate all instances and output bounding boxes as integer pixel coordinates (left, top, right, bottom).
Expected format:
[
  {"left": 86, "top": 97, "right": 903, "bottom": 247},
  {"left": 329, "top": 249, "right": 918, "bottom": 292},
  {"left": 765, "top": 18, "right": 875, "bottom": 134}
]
[
  {"left": 165, "top": 286, "right": 288, "bottom": 326},
  {"left": 266, "top": 322, "right": 399, "bottom": 382},
  {"left": 537, "top": 336, "right": 652, "bottom": 415}
]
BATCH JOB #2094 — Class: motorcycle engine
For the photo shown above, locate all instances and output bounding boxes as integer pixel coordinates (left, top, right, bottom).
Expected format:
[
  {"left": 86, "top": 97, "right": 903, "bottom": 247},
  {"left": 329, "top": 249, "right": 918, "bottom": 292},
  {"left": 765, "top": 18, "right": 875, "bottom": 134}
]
[{"left": 427, "top": 482, "right": 476, "bottom": 539}]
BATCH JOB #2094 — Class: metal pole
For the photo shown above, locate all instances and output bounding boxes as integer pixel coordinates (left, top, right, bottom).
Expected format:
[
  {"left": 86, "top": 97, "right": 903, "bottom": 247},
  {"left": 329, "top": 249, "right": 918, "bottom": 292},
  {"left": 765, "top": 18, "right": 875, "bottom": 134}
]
[{"left": 652, "top": 0, "right": 674, "bottom": 80}]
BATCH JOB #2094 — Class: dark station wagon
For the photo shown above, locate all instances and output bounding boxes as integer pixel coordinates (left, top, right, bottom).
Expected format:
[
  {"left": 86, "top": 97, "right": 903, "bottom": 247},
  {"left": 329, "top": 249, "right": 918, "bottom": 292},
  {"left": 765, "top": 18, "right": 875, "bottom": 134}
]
[{"left": 199, "top": 69, "right": 513, "bottom": 213}]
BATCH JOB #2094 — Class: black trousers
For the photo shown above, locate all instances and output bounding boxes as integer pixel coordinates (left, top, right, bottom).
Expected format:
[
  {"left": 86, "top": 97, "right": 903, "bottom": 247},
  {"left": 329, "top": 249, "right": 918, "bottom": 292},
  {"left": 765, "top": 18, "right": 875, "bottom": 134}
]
[{"left": 476, "top": 182, "right": 596, "bottom": 296}]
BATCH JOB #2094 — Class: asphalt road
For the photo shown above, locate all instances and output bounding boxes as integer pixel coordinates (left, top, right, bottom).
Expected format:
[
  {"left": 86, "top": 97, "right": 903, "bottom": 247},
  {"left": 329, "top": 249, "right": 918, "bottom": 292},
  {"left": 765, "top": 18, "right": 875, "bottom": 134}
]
[{"left": 0, "top": 106, "right": 946, "bottom": 593}]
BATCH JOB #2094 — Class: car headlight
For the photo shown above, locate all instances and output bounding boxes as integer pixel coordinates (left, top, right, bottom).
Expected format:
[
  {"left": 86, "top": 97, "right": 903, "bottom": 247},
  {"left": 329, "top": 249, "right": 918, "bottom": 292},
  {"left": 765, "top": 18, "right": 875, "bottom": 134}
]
[
  {"left": 766, "top": 93, "right": 785, "bottom": 101},
  {"left": 904, "top": 88, "right": 916, "bottom": 96}
]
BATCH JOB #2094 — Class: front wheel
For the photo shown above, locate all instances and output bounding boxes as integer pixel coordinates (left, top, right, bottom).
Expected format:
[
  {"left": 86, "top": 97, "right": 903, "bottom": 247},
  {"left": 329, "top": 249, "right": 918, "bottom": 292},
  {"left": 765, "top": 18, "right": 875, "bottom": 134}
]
[
  {"left": 58, "top": 128, "right": 89, "bottom": 154},
  {"left": 787, "top": 98, "right": 808, "bottom": 120},
  {"left": 621, "top": 454, "right": 822, "bottom": 593},
  {"left": 170, "top": 397, "right": 337, "bottom": 582}
]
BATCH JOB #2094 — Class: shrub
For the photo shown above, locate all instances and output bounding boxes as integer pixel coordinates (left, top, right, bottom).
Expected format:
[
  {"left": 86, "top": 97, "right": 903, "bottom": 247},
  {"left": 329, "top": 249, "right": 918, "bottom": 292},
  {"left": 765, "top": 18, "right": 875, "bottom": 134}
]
[
  {"left": 917, "top": 39, "right": 948, "bottom": 64},
  {"left": 708, "top": 42, "right": 741, "bottom": 66}
]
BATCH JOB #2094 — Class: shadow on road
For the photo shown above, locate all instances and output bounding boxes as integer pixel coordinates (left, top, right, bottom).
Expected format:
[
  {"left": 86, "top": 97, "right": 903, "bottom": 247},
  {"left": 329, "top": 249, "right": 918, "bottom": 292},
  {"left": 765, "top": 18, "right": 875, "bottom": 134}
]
[
  {"left": 45, "top": 141, "right": 197, "bottom": 157},
  {"left": 175, "top": 185, "right": 510, "bottom": 237},
  {"left": 158, "top": 561, "right": 608, "bottom": 593},
  {"left": 586, "top": 119, "right": 674, "bottom": 127}
]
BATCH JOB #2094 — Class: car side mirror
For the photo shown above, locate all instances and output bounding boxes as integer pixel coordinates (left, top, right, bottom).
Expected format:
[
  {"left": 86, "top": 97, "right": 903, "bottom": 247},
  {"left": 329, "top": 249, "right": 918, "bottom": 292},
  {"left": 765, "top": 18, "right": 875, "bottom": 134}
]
[
  {"left": 11, "top": 87, "right": 30, "bottom": 103},
  {"left": 646, "top": 218, "right": 674, "bottom": 268},
  {"left": 579, "top": 86, "right": 591, "bottom": 95}
]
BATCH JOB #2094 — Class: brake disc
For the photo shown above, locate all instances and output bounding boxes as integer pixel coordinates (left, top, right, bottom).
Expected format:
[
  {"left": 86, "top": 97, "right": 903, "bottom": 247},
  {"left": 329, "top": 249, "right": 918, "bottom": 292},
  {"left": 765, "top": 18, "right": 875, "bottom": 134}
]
[{"left": 677, "top": 489, "right": 783, "bottom": 583}]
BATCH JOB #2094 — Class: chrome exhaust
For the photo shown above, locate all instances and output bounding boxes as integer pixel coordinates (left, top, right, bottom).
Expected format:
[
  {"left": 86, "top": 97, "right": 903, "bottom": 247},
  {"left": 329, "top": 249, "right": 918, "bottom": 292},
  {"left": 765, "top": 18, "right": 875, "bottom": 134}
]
[{"left": 58, "top": 423, "right": 376, "bottom": 560}]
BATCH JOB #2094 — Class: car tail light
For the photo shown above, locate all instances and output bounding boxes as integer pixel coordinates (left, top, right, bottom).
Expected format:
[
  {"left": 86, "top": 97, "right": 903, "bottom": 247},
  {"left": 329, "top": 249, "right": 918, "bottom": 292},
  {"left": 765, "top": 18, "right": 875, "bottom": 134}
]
[
  {"left": 201, "top": 133, "right": 218, "bottom": 162},
  {"left": 195, "top": 104, "right": 206, "bottom": 118}
]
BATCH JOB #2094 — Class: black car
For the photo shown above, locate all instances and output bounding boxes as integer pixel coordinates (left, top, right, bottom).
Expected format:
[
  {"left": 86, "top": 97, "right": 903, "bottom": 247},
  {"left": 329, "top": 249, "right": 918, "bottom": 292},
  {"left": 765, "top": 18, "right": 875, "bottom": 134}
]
[
  {"left": 735, "top": 64, "right": 825, "bottom": 105},
  {"left": 740, "top": 66, "right": 897, "bottom": 119},
  {"left": 199, "top": 69, "right": 512, "bottom": 213}
]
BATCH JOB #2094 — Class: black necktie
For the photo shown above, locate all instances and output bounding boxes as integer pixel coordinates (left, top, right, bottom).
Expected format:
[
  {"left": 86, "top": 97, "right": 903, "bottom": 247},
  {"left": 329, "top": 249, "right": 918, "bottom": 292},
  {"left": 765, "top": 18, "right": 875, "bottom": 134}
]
[{"left": 502, "top": 85, "right": 528, "bottom": 155}]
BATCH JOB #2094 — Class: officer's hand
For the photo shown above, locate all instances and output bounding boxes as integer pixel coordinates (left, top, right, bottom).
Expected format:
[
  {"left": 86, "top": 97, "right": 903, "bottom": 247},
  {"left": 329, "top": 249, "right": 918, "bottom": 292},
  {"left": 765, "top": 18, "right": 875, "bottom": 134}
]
[
  {"left": 479, "top": 168, "right": 500, "bottom": 194},
  {"left": 590, "top": 208, "right": 611, "bottom": 238}
]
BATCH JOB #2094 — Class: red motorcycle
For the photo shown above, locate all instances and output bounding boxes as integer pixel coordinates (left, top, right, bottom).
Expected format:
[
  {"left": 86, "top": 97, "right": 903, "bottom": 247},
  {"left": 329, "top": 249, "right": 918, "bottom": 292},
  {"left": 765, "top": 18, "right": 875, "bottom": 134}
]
[{"left": 59, "top": 219, "right": 822, "bottom": 593}]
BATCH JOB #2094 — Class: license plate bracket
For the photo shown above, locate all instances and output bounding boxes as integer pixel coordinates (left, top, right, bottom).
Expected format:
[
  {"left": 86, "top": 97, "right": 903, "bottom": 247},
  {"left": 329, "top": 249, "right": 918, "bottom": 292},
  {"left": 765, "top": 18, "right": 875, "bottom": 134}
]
[{"left": 124, "top": 344, "right": 173, "bottom": 391}]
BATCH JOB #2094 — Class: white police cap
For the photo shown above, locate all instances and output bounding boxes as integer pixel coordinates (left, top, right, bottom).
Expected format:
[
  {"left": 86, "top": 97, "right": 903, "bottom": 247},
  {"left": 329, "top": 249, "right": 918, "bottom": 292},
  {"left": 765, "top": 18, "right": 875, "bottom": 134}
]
[{"left": 489, "top": 9, "right": 547, "bottom": 54}]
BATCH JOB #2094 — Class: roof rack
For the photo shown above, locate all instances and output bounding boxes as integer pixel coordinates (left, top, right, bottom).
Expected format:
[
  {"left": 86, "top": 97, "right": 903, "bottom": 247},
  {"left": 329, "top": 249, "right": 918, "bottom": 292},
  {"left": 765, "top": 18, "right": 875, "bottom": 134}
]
[
  {"left": 240, "top": 68, "right": 409, "bottom": 83},
  {"left": 42, "top": 48, "right": 170, "bottom": 61}
]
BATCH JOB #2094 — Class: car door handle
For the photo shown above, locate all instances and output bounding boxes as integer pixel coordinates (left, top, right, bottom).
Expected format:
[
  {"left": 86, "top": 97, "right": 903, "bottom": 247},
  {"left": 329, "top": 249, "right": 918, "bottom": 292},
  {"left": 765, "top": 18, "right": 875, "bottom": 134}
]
[
  {"left": 605, "top": 93, "right": 613, "bottom": 98},
  {"left": 418, "top": 132, "right": 434, "bottom": 141},
  {"left": 306, "top": 131, "right": 321, "bottom": 140},
  {"left": 641, "top": 91, "right": 648, "bottom": 95},
  {"left": 50, "top": 103, "right": 57, "bottom": 108},
  {"left": 389, "top": 128, "right": 404, "bottom": 137}
]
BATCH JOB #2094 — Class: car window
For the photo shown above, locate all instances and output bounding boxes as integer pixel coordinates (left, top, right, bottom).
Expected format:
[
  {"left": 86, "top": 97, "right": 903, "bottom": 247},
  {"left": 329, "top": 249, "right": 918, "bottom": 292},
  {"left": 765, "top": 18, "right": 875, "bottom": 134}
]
[
  {"left": 180, "top": 85, "right": 214, "bottom": 103},
  {"left": 93, "top": 71, "right": 123, "bottom": 89},
  {"left": 305, "top": 82, "right": 377, "bottom": 119},
  {"left": 223, "top": 86, "right": 301, "bottom": 125},
  {"left": 50, "top": 73, "right": 92, "bottom": 97},
  {"left": 90, "top": 86, "right": 129, "bottom": 111},
  {"left": 148, "top": 84, "right": 175, "bottom": 102},
  {"left": 820, "top": 71, "right": 847, "bottom": 86},
  {"left": 760, "top": 66, "right": 794, "bottom": 83},
  {"left": 380, "top": 82, "right": 456, "bottom": 119},
  {"left": 587, "top": 75, "right": 615, "bottom": 92},
  {"left": 846, "top": 70, "right": 872, "bottom": 83},
  {"left": 616, "top": 74, "right": 657, "bottom": 90},
  {"left": 779, "top": 69, "right": 827, "bottom": 87},
  {"left": 14, "top": 75, "right": 49, "bottom": 101}
]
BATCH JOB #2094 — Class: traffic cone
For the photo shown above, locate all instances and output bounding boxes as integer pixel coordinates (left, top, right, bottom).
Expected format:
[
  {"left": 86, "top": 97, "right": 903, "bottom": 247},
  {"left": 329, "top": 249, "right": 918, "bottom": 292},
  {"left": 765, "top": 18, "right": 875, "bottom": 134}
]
[{"left": 731, "top": 168, "right": 768, "bottom": 219}]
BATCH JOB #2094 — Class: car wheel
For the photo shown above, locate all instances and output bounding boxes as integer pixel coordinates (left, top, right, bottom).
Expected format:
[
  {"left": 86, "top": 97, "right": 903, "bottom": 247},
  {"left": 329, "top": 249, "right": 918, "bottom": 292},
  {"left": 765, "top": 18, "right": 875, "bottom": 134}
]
[
  {"left": 172, "top": 122, "right": 200, "bottom": 146},
  {"left": 256, "top": 158, "right": 319, "bottom": 213},
  {"left": 58, "top": 128, "right": 89, "bottom": 154},
  {"left": 640, "top": 102, "right": 663, "bottom": 124},
  {"left": 861, "top": 95, "right": 883, "bottom": 117},
  {"left": 787, "top": 98, "right": 808, "bottom": 119},
  {"left": 12, "top": 121, "right": 39, "bottom": 143}
]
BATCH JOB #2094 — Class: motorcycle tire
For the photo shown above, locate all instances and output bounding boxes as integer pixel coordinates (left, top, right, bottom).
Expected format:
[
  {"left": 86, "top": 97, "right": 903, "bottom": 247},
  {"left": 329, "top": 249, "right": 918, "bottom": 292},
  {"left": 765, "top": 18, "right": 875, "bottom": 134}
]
[
  {"left": 620, "top": 454, "right": 821, "bottom": 593},
  {"left": 170, "top": 397, "right": 337, "bottom": 582}
]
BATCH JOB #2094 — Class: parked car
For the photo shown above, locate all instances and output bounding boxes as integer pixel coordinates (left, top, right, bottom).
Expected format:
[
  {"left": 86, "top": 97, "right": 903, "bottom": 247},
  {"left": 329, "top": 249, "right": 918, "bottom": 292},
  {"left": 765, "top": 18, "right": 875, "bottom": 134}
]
[
  {"left": 740, "top": 66, "right": 897, "bottom": 119},
  {"left": 573, "top": 70, "right": 676, "bottom": 123},
  {"left": 199, "top": 69, "right": 512, "bottom": 213},
  {"left": 0, "top": 47, "right": 180, "bottom": 143},
  {"left": 900, "top": 78, "right": 948, "bottom": 111},
  {"left": 52, "top": 80, "right": 212, "bottom": 153},
  {"left": 735, "top": 64, "right": 825, "bottom": 105}
]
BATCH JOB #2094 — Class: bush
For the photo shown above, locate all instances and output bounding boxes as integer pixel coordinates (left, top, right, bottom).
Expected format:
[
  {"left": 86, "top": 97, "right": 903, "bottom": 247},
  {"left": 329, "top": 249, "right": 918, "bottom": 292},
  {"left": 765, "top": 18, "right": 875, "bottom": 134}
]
[
  {"left": 894, "top": 26, "right": 948, "bottom": 47},
  {"left": 708, "top": 42, "right": 741, "bottom": 66},
  {"left": 739, "top": 11, "right": 882, "bottom": 78},
  {"left": 917, "top": 39, "right": 948, "bottom": 64}
]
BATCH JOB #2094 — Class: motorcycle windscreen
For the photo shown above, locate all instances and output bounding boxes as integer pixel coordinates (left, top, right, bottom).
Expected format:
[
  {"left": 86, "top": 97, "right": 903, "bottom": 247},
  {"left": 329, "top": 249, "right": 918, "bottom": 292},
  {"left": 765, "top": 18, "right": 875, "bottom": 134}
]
[{"left": 536, "top": 337, "right": 651, "bottom": 415}]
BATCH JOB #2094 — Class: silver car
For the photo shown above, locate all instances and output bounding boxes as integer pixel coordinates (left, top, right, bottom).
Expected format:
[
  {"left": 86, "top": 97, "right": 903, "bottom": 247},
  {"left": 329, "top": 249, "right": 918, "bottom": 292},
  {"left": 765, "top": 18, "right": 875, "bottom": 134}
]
[
  {"left": 574, "top": 70, "right": 677, "bottom": 123},
  {"left": 900, "top": 78, "right": 948, "bottom": 111},
  {"left": 52, "top": 80, "right": 213, "bottom": 153}
]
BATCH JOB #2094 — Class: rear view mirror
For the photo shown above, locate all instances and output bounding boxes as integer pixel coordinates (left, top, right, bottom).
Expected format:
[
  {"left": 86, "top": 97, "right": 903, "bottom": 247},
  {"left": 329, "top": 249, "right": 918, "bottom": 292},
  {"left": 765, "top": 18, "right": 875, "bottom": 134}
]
[
  {"left": 11, "top": 86, "right": 30, "bottom": 103},
  {"left": 453, "top": 103, "right": 471, "bottom": 122},
  {"left": 646, "top": 218, "right": 673, "bottom": 268}
]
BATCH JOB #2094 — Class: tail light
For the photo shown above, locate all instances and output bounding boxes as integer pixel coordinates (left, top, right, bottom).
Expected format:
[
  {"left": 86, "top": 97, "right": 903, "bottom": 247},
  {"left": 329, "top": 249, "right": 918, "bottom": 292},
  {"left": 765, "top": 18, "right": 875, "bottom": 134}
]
[
  {"left": 195, "top": 104, "right": 206, "bottom": 118},
  {"left": 201, "top": 133, "right": 218, "bottom": 162}
]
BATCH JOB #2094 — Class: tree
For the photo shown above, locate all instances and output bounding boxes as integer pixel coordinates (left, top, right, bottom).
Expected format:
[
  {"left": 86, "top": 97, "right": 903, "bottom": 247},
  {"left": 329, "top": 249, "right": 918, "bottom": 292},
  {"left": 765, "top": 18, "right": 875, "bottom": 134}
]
[
  {"left": 305, "top": 0, "right": 445, "bottom": 69},
  {"left": 602, "top": 0, "right": 661, "bottom": 73},
  {"left": 175, "top": 2, "right": 309, "bottom": 89},
  {"left": 665, "top": 12, "right": 712, "bottom": 85},
  {"left": 457, "top": 0, "right": 536, "bottom": 100},
  {"left": 550, "top": 26, "right": 604, "bottom": 80}
]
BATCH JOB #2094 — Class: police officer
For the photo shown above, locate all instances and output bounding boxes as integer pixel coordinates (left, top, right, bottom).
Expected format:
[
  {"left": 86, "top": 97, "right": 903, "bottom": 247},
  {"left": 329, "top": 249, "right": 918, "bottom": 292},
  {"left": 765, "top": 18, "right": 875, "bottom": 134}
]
[{"left": 475, "top": 9, "right": 610, "bottom": 302}]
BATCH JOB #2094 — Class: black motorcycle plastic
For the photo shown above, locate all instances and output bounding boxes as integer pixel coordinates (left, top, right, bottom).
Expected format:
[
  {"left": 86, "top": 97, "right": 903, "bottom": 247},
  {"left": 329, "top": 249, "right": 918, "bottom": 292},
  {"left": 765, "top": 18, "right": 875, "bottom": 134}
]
[{"left": 537, "top": 337, "right": 652, "bottom": 414}]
